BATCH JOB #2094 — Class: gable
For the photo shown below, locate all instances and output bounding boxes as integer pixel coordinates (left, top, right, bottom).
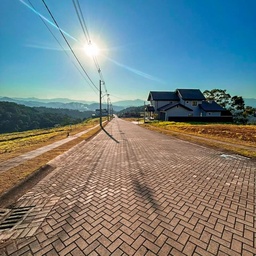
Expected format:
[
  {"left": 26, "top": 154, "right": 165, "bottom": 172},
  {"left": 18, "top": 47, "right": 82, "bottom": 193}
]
[
  {"left": 147, "top": 91, "right": 179, "bottom": 101},
  {"left": 177, "top": 89, "right": 206, "bottom": 101},
  {"left": 159, "top": 103, "right": 193, "bottom": 112}
]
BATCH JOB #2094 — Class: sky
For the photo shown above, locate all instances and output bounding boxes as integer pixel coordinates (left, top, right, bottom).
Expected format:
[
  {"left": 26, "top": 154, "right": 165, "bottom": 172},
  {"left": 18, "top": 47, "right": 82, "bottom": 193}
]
[{"left": 1, "top": 0, "right": 256, "bottom": 103}]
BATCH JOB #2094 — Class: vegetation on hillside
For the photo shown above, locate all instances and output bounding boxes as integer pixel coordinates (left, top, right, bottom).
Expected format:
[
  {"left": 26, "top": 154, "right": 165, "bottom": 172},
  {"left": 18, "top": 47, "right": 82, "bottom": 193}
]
[
  {"left": 203, "top": 89, "right": 256, "bottom": 124},
  {"left": 117, "top": 106, "right": 145, "bottom": 117},
  {"left": 0, "top": 102, "right": 94, "bottom": 133}
]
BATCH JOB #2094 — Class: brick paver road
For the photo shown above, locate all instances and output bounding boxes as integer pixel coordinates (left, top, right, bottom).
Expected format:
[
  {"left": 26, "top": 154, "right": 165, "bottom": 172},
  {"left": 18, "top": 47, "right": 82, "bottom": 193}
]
[{"left": 0, "top": 118, "right": 255, "bottom": 255}]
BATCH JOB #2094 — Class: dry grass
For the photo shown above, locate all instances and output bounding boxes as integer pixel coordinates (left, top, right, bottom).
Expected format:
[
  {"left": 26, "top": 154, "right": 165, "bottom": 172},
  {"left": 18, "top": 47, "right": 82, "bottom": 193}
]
[
  {"left": 0, "top": 119, "right": 100, "bottom": 162},
  {"left": 141, "top": 121, "right": 256, "bottom": 158},
  {"left": 0, "top": 119, "right": 103, "bottom": 196}
]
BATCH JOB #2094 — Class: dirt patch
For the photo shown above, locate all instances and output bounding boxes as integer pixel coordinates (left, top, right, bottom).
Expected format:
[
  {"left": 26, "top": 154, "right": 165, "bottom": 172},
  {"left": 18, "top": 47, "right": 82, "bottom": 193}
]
[
  {"left": 174, "top": 124, "right": 256, "bottom": 144},
  {"left": 142, "top": 122, "right": 256, "bottom": 158}
]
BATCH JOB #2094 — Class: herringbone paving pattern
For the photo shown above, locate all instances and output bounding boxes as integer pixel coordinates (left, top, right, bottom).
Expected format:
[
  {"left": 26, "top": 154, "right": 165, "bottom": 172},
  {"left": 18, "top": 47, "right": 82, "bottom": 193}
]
[{"left": 0, "top": 118, "right": 255, "bottom": 255}]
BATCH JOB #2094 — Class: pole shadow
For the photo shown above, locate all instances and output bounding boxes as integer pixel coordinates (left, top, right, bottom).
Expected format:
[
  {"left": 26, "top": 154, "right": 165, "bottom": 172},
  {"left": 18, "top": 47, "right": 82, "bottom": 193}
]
[
  {"left": 101, "top": 126, "right": 119, "bottom": 143},
  {"left": 132, "top": 179, "right": 159, "bottom": 210}
]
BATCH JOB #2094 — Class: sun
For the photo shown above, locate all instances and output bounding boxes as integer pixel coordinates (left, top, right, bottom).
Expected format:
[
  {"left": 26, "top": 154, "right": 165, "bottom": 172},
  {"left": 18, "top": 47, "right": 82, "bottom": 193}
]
[{"left": 84, "top": 43, "right": 99, "bottom": 57}]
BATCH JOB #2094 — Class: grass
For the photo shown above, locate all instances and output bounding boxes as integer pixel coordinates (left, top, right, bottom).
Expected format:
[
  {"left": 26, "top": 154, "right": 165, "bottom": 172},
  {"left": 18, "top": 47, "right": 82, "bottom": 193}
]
[
  {"left": 0, "top": 118, "right": 103, "bottom": 196},
  {"left": 0, "top": 118, "right": 100, "bottom": 162},
  {"left": 141, "top": 121, "right": 256, "bottom": 158}
]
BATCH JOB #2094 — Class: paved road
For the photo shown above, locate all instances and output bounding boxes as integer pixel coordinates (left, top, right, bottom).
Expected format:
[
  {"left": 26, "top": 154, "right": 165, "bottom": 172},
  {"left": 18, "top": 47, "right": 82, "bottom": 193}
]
[{"left": 0, "top": 118, "right": 255, "bottom": 255}]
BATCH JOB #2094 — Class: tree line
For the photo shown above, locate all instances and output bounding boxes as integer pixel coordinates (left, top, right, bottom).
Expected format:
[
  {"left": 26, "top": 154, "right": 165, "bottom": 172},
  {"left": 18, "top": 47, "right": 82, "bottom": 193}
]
[
  {"left": 203, "top": 89, "right": 255, "bottom": 124},
  {"left": 117, "top": 106, "right": 145, "bottom": 118},
  {"left": 0, "top": 102, "right": 93, "bottom": 133}
]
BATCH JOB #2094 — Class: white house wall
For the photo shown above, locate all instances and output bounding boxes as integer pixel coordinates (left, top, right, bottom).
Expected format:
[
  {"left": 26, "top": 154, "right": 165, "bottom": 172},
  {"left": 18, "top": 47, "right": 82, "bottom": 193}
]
[
  {"left": 166, "top": 106, "right": 191, "bottom": 117},
  {"left": 152, "top": 100, "right": 178, "bottom": 110}
]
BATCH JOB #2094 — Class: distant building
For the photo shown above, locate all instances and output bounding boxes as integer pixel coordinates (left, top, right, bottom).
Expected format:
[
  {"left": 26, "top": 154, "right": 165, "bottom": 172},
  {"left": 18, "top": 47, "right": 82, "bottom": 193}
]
[
  {"left": 94, "top": 109, "right": 108, "bottom": 117},
  {"left": 147, "top": 89, "right": 233, "bottom": 122}
]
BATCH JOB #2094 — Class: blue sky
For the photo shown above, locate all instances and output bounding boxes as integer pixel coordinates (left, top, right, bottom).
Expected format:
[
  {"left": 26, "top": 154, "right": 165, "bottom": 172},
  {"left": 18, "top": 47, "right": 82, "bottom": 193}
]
[{"left": 1, "top": 0, "right": 256, "bottom": 103}]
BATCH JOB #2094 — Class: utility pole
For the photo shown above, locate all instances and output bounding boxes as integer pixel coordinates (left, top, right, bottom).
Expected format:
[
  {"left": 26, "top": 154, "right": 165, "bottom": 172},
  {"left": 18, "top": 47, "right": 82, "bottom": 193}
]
[
  {"left": 144, "top": 101, "right": 146, "bottom": 123},
  {"left": 99, "top": 80, "right": 103, "bottom": 128},
  {"left": 107, "top": 96, "right": 110, "bottom": 121}
]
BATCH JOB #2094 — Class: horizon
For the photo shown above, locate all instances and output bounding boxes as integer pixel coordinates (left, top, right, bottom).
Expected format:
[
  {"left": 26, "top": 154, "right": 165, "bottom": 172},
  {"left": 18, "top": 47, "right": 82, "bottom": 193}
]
[
  {"left": 0, "top": 95, "right": 145, "bottom": 103},
  {"left": 1, "top": 94, "right": 256, "bottom": 103},
  {"left": 1, "top": 1, "right": 256, "bottom": 102}
]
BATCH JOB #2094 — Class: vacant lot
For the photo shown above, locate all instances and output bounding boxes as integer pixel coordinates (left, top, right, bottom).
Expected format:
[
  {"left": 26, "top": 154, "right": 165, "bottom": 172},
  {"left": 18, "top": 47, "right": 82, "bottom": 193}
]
[{"left": 142, "top": 121, "right": 256, "bottom": 158}]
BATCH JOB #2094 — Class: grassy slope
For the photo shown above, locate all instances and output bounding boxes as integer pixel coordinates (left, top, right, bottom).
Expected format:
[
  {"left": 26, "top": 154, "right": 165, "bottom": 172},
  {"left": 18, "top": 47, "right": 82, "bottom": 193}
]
[{"left": 0, "top": 119, "right": 103, "bottom": 196}]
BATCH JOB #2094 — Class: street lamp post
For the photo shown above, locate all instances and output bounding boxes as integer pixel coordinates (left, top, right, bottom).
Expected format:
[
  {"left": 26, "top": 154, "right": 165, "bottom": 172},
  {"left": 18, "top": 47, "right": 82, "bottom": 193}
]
[
  {"left": 99, "top": 80, "right": 103, "bottom": 128},
  {"left": 99, "top": 80, "right": 110, "bottom": 128},
  {"left": 107, "top": 96, "right": 110, "bottom": 121}
]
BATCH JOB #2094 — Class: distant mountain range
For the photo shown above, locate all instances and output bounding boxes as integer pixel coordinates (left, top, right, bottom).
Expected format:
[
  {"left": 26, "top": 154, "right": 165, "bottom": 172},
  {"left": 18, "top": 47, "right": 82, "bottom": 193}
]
[
  {"left": 244, "top": 98, "right": 256, "bottom": 108},
  {"left": 0, "top": 97, "right": 145, "bottom": 112},
  {"left": 0, "top": 96, "right": 255, "bottom": 112}
]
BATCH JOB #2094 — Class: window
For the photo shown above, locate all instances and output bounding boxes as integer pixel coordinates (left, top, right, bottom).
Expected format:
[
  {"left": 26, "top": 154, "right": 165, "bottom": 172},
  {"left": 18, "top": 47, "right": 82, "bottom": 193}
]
[{"left": 192, "top": 101, "right": 198, "bottom": 106}]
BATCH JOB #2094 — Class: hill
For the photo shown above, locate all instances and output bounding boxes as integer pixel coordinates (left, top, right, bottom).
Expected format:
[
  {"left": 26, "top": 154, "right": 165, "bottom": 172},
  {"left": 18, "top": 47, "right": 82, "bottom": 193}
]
[
  {"left": 0, "top": 97, "right": 144, "bottom": 112},
  {"left": 112, "top": 99, "right": 144, "bottom": 107},
  {"left": 0, "top": 102, "right": 93, "bottom": 133},
  {"left": 117, "top": 106, "right": 145, "bottom": 118}
]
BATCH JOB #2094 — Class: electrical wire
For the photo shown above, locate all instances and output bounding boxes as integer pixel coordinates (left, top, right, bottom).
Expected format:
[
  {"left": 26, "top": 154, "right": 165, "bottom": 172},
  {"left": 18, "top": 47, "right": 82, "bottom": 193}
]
[
  {"left": 72, "top": 0, "right": 90, "bottom": 44},
  {"left": 72, "top": 0, "right": 109, "bottom": 95},
  {"left": 41, "top": 0, "right": 99, "bottom": 92},
  {"left": 27, "top": 0, "right": 98, "bottom": 95}
]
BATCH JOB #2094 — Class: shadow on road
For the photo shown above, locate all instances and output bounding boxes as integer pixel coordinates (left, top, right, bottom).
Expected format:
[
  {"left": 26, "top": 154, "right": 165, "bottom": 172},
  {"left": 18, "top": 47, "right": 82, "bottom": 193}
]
[
  {"left": 132, "top": 179, "right": 159, "bottom": 210},
  {"left": 102, "top": 127, "right": 119, "bottom": 143}
]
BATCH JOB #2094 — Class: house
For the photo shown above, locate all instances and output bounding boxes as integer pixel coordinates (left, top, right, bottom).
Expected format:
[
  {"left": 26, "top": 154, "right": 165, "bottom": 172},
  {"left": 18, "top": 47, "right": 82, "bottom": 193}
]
[
  {"left": 94, "top": 108, "right": 108, "bottom": 117},
  {"left": 147, "top": 89, "right": 232, "bottom": 122}
]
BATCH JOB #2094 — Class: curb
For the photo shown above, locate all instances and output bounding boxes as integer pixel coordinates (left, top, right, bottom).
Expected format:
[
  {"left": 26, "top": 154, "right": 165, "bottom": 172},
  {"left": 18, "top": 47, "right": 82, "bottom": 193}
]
[
  {"left": 0, "top": 164, "right": 55, "bottom": 208},
  {"left": 0, "top": 122, "right": 109, "bottom": 208}
]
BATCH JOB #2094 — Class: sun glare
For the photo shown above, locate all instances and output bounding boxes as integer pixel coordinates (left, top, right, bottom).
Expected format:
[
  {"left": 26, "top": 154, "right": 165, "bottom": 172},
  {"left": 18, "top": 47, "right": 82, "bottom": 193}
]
[{"left": 84, "top": 43, "right": 99, "bottom": 57}]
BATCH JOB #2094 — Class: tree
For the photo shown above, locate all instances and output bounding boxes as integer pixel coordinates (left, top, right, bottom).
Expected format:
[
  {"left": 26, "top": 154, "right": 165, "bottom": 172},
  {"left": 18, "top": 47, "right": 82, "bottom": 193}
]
[
  {"left": 230, "top": 96, "right": 246, "bottom": 124},
  {"left": 0, "top": 102, "right": 86, "bottom": 133},
  {"left": 230, "top": 96, "right": 245, "bottom": 111},
  {"left": 203, "top": 89, "right": 231, "bottom": 108},
  {"left": 203, "top": 89, "right": 252, "bottom": 124},
  {"left": 244, "top": 106, "right": 255, "bottom": 116}
]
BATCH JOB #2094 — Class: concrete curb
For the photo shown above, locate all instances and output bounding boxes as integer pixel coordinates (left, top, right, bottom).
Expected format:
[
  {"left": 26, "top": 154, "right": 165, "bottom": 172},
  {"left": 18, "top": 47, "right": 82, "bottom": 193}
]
[
  {"left": 0, "top": 123, "right": 107, "bottom": 208},
  {"left": 0, "top": 164, "right": 55, "bottom": 208}
]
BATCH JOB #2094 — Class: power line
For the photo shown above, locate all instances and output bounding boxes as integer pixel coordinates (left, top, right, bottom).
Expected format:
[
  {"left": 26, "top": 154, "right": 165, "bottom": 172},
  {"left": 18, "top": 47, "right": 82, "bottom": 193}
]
[
  {"left": 72, "top": 0, "right": 108, "bottom": 95},
  {"left": 72, "top": 0, "right": 90, "bottom": 43},
  {"left": 27, "top": 0, "right": 98, "bottom": 95},
  {"left": 41, "top": 0, "right": 99, "bottom": 92}
]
